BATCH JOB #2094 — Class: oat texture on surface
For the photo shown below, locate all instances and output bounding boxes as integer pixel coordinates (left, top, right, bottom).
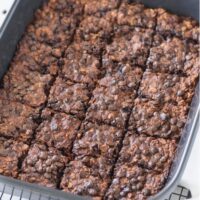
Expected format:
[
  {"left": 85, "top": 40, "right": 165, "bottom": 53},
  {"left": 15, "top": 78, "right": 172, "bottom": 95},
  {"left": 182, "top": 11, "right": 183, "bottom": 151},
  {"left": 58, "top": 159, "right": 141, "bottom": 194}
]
[{"left": 0, "top": 0, "right": 199, "bottom": 199}]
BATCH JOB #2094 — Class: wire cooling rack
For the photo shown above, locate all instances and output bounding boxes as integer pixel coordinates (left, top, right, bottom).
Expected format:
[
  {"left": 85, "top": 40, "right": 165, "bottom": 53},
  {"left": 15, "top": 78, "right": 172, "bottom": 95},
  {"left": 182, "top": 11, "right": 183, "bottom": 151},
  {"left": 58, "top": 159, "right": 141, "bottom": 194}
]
[
  {"left": 167, "top": 185, "right": 192, "bottom": 200},
  {"left": 0, "top": 182, "right": 65, "bottom": 200},
  {"left": 0, "top": 182, "right": 192, "bottom": 200}
]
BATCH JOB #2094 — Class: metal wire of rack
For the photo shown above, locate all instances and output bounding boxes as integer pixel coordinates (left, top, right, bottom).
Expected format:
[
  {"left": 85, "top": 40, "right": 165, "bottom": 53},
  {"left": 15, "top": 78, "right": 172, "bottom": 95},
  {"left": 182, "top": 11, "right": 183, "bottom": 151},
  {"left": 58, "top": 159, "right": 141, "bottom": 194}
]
[
  {"left": 0, "top": 182, "right": 192, "bottom": 200},
  {"left": 166, "top": 185, "right": 192, "bottom": 200},
  {"left": 0, "top": 182, "right": 61, "bottom": 200}
]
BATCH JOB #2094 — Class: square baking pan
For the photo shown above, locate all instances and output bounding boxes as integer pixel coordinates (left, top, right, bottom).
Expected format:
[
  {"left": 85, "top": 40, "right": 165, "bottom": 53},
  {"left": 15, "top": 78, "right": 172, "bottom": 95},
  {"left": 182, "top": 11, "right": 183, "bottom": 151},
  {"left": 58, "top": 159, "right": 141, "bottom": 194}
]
[{"left": 0, "top": 0, "right": 199, "bottom": 199}]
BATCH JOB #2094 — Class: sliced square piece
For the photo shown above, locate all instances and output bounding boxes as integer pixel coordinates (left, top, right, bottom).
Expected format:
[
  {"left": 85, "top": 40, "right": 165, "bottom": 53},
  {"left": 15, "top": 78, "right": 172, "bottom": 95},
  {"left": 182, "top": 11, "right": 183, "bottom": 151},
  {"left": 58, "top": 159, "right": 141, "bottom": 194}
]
[
  {"left": 86, "top": 63, "right": 143, "bottom": 128},
  {"left": 14, "top": 38, "right": 58, "bottom": 74},
  {"left": 0, "top": 98, "right": 39, "bottom": 142},
  {"left": 36, "top": 108, "right": 81, "bottom": 153},
  {"left": 29, "top": 0, "right": 83, "bottom": 49},
  {"left": 2, "top": 65, "right": 52, "bottom": 107},
  {"left": 104, "top": 27, "right": 153, "bottom": 66},
  {"left": 61, "top": 43, "right": 102, "bottom": 87},
  {"left": 129, "top": 98, "right": 188, "bottom": 139},
  {"left": 117, "top": 2, "right": 157, "bottom": 29},
  {"left": 75, "top": 10, "right": 117, "bottom": 48},
  {"left": 147, "top": 35, "right": 186, "bottom": 74},
  {"left": 106, "top": 164, "right": 169, "bottom": 200},
  {"left": 118, "top": 132, "right": 177, "bottom": 172},
  {"left": 60, "top": 159, "right": 110, "bottom": 198},
  {"left": 73, "top": 121, "right": 124, "bottom": 161},
  {"left": 0, "top": 138, "right": 29, "bottom": 178},
  {"left": 20, "top": 143, "right": 68, "bottom": 188},
  {"left": 48, "top": 77, "right": 91, "bottom": 119},
  {"left": 138, "top": 71, "right": 196, "bottom": 104}
]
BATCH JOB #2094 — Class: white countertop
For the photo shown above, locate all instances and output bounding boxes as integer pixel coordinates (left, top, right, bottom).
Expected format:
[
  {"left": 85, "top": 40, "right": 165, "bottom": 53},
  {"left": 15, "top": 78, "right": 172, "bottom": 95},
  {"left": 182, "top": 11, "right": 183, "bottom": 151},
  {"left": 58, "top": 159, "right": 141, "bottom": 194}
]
[{"left": 0, "top": 1, "right": 199, "bottom": 199}]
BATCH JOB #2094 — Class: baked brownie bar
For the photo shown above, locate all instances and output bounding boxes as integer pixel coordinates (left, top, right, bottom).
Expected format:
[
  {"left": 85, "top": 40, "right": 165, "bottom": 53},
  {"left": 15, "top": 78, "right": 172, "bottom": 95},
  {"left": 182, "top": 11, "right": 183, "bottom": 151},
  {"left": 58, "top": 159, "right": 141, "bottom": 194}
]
[
  {"left": 36, "top": 108, "right": 81, "bottom": 153},
  {"left": 86, "top": 63, "right": 143, "bottom": 128},
  {"left": 104, "top": 27, "right": 153, "bottom": 66},
  {"left": 105, "top": 164, "right": 169, "bottom": 200},
  {"left": 139, "top": 71, "right": 196, "bottom": 104},
  {"left": 75, "top": 10, "right": 117, "bottom": 47},
  {"left": 117, "top": 2, "right": 157, "bottom": 29},
  {"left": 30, "top": 0, "right": 83, "bottom": 49},
  {"left": 81, "top": 0, "right": 120, "bottom": 15},
  {"left": 100, "top": 62, "right": 143, "bottom": 90},
  {"left": 0, "top": 138, "right": 29, "bottom": 178},
  {"left": 147, "top": 35, "right": 186, "bottom": 74},
  {"left": 156, "top": 8, "right": 199, "bottom": 41},
  {"left": 73, "top": 121, "right": 123, "bottom": 161},
  {"left": 60, "top": 159, "right": 110, "bottom": 198},
  {"left": 61, "top": 43, "right": 101, "bottom": 87},
  {"left": 48, "top": 77, "right": 91, "bottom": 118},
  {"left": 118, "top": 132, "right": 177, "bottom": 172},
  {"left": 14, "top": 38, "right": 58, "bottom": 74},
  {"left": 2, "top": 66, "right": 52, "bottom": 107},
  {"left": 20, "top": 143, "right": 68, "bottom": 188},
  {"left": 0, "top": 98, "right": 39, "bottom": 142},
  {"left": 129, "top": 98, "right": 188, "bottom": 139}
]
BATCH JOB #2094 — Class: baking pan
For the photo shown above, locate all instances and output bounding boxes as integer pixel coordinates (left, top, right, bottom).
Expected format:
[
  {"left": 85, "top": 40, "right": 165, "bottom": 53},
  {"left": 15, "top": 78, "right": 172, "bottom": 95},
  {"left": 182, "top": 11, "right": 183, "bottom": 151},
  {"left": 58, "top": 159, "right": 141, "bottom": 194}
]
[{"left": 0, "top": 0, "right": 199, "bottom": 199}]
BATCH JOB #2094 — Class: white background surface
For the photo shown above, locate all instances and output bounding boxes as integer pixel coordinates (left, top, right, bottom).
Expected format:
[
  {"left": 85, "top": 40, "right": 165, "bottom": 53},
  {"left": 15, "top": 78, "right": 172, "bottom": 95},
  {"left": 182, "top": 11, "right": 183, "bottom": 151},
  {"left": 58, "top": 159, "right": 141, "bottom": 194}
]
[
  {"left": 0, "top": 0, "right": 15, "bottom": 28},
  {"left": 0, "top": 1, "right": 199, "bottom": 199}
]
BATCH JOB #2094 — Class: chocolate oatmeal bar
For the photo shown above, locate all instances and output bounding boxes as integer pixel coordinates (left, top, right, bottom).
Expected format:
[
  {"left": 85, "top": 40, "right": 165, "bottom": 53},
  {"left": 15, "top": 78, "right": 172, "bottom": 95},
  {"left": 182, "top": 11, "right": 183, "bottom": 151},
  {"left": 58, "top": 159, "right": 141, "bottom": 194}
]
[
  {"left": 61, "top": 43, "right": 102, "bottom": 87},
  {"left": 2, "top": 66, "right": 52, "bottom": 107},
  {"left": 0, "top": 0, "right": 199, "bottom": 199},
  {"left": 61, "top": 159, "right": 110, "bottom": 198},
  {"left": 104, "top": 27, "right": 153, "bottom": 66},
  {"left": 14, "top": 39, "right": 58, "bottom": 74},
  {"left": 105, "top": 164, "right": 169, "bottom": 200},
  {"left": 20, "top": 143, "right": 68, "bottom": 188},
  {"left": 157, "top": 8, "right": 199, "bottom": 41},
  {"left": 86, "top": 63, "right": 143, "bottom": 128},
  {"left": 129, "top": 98, "right": 188, "bottom": 139},
  {"left": 0, "top": 98, "right": 39, "bottom": 142},
  {"left": 48, "top": 77, "right": 91, "bottom": 118},
  {"left": 118, "top": 132, "right": 177, "bottom": 172},
  {"left": 75, "top": 10, "right": 117, "bottom": 47},
  {"left": 31, "top": 0, "right": 83, "bottom": 49},
  {"left": 73, "top": 121, "right": 123, "bottom": 161},
  {"left": 36, "top": 108, "right": 81, "bottom": 153},
  {"left": 0, "top": 138, "right": 29, "bottom": 178},
  {"left": 139, "top": 71, "right": 196, "bottom": 104},
  {"left": 28, "top": 10, "right": 76, "bottom": 49},
  {"left": 117, "top": 2, "right": 157, "bottom": 29},
  {"left": 147, "top": 35, "right": 186, "bottom": 74}
]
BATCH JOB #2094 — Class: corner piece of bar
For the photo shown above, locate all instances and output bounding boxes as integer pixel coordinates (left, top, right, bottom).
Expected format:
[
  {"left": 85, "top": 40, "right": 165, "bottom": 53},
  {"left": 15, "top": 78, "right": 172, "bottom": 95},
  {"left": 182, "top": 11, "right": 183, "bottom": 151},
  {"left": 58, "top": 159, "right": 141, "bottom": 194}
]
[
  {"left": 0, "top": 98, "right": 39, "bottom": 142},
  {"left": 20, "top": 143, "right": 68, "bottom": 188}
]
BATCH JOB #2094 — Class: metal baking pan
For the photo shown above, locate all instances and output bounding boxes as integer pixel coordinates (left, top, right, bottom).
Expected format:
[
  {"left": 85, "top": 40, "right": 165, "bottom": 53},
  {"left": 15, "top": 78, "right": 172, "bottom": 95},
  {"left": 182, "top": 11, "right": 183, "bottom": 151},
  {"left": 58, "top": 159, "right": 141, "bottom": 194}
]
[{"left": 0, "top": 0, "right": 199, "bottom": 199}]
